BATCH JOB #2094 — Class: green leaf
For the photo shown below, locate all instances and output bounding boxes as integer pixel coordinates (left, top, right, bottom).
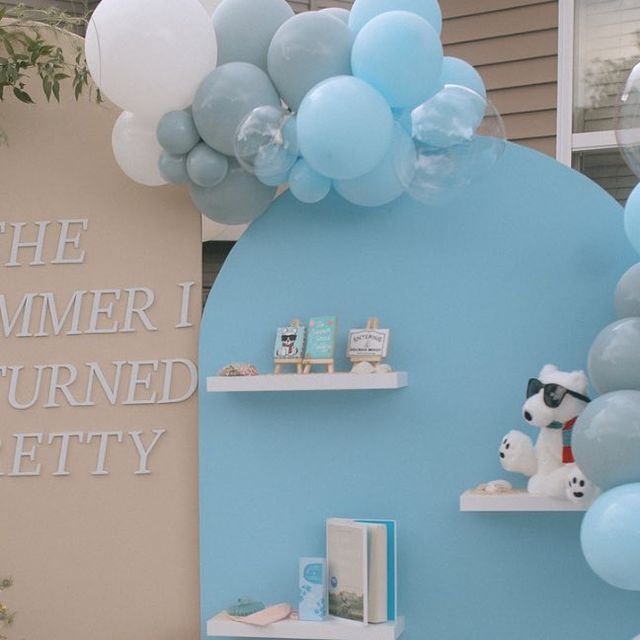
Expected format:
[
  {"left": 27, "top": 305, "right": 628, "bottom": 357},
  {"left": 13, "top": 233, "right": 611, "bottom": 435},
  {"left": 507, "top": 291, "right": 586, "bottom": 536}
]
[
  {"left": 3, "top": 38, "right": 15, "bottom": 57},
  {"left": 52, "top": 81, "right": 60, "bottom": 102},
  {"left": 13, "top": 87, "right": 33, "bottom": 103},
  {"left": 42, "top": 77, "right": 51, "bottom": 100}
]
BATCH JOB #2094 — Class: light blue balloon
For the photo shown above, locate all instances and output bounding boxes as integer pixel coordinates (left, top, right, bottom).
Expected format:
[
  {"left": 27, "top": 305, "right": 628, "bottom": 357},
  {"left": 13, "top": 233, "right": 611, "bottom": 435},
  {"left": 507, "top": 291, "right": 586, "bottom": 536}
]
[
  {"left": 212, "top": 0, "right": 293, "bottom": 71},
  {"left": 440, "top": 56, "right": 487, "bottom": 98},
  {"left": 411, "top": 85, "right": 486, "bottom": 148},
  {"left": 588, "top": 317, "right": 640, "bottom": 393},
  {"left": 297, "top": 76, "right": 394, "bottom": 180},
  {"left": 334, "top": 123, "right": 415, "bottom": 207},
  {"left": 581, "top": 483, "right": 640, "bottom": 590},
  {"left": 186, "top": 142, "right": 229, "bottom": 188},
  {"left": 624, "top": 183, "right": 640, "bottom": 254},
  {"left": 320, "top": 7, "right": 350, "bottom": 24},
  {"left": 158, "top": 152, "right": 189, "bottom": 184},
  {"left": 267, "top": 12, "right": 353, "bottom": 112},
  {"left": 192, "top": 62, "right": 281, "bottom": 156},
  {"left": 157, "top": 110, "right": 200, "bottom": 155},
  {"left": 349, "top": 0, "right": 442, "bottom": 35},
  {"left": 189, "top": 160, "right": 276, "bottom": 225},
  {"left": 288, "top": 159, "right": 331, "bottom": 204},
  {"left": 352, "top": 11, "right": 442, "bottom": 109},
  {"left": 573, "top": 391, "right": 640, "bottom": 491},
  {"left": 282, "top": 116, "right": 298, "bottom": 156},
  {"left": 614, "top": 263, "right": 640, "bottom": 318},
  {"left": 393, "top": 107, "right": 413, "bottom": 134}
]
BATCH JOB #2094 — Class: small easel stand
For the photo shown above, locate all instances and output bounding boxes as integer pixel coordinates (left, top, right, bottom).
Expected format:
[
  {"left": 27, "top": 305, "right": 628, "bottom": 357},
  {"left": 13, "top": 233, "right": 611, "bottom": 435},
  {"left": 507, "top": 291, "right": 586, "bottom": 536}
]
[
  {"left": 302, "top": 358, "right": 334, "bottom": 374},
  {"left": 274, "top": 319, "right": 304, "bottom": 374},
  {"left": 349, "top": 317, "right": 385, "bottom": 368}
]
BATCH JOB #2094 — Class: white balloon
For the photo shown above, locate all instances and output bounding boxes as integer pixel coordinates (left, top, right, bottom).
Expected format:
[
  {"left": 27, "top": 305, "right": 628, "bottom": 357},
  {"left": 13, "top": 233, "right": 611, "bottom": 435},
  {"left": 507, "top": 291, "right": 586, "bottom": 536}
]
[
  {"left": 85, "top": 0, "right": 217, "bottom": 117},
  {"left": 111, "top": 112, "right": 168, "bottom": 186},
  {"left": 199, "top": 0, "right": 222, "bottom": 15}
]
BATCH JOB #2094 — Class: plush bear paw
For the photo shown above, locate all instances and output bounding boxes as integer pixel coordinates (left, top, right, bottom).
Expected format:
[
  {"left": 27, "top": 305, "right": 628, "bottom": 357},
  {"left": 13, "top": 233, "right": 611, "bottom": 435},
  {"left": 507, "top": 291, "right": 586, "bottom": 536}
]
[
  {"left": 566, "top": 465, "right": 601, "bottom": 505},
  {"left": 499, "top": 430, "right": 537, "bottom": 476}
]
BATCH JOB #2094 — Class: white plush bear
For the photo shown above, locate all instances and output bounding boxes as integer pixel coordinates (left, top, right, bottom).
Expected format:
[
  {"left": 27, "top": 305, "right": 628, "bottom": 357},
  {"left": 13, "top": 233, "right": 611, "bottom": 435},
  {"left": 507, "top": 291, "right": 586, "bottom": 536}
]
[{"left": 499, "top": 364, "right": 600, "bottom": 505}]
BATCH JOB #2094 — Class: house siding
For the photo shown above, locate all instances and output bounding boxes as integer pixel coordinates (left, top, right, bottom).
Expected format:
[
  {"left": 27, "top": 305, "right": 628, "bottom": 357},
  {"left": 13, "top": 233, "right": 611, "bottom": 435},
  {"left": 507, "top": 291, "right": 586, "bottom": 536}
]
[{"left": 441, "top": 0, "right": 559, "bottom": 157}]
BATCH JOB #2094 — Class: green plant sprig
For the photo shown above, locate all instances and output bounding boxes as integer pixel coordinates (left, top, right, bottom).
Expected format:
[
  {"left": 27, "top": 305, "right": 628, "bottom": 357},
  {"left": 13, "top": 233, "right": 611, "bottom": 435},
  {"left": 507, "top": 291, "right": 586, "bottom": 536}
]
[
  {"left": 0, "top": 575, "right": 15, "bottom": 640},
  {"left": 0, "top": 3, "right": 101, "bottom": 105}
]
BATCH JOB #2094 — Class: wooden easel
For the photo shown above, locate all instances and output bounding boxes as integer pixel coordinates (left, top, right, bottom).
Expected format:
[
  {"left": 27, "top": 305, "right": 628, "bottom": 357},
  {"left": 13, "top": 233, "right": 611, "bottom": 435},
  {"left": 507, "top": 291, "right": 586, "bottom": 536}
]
[
  {"left": 302, "top": 358, "right": 335, "bottom": 374},
  {"left": 348, "top": 317, "right": 389, "bottom": 368},
  {"left": 274, "top": 319, "right": 304, "bottom": 374}
]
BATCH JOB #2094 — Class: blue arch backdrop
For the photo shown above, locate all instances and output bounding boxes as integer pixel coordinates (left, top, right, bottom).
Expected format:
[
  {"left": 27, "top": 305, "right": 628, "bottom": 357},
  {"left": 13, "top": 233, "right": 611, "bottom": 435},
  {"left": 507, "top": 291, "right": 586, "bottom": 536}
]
[{"left": 199, "top": 143, "right": 639, "bottom": 640}]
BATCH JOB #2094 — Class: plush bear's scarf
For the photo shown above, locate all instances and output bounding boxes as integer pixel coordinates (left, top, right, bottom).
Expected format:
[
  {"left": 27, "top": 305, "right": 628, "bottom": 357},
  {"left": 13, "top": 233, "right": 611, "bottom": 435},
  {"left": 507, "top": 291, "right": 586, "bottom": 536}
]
[{"left": 548, "top": 417, "right": 577, "bottom": 463}]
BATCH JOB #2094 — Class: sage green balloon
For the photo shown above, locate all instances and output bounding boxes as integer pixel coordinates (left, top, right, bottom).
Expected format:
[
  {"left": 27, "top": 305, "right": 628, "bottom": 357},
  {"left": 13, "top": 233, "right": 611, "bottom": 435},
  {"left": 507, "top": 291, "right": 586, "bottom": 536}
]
[
  {"left": 267, "top": 12, "right": 353, "bottom": 111},
  {"left": 192, "top": 62, "right": 281, "bottom": 156},
  {"left": 212, "top": 0, "right": 293, "bottom": 71},
  {"left": 157, "top": 109, "right": 201, "bottom": 155},
  {"left": 188, "top": 160, "right": 276, "bottom": 225},
  {"left": 186, "top": 142, "right": 229, "bottom": 188},
  {"left": 588, "top": 317, "right": 640, "bottom": 393},
  {"left": 158, "top": 152, "right": 189, "bottom": 184},
  {"left": 614, "top": 263, "right": 640, "bottom": 319}
]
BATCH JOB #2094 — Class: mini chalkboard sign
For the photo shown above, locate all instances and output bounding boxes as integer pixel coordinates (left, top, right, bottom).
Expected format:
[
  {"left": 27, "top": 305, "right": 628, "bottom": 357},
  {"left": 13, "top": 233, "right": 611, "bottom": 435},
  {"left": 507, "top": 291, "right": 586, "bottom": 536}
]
[
  {"left": 347, "top": 318, "right": 390, "bottom": 365},
  {"left": 303, "top": 316, "right": 337, "bottom": 374},
  {"left": 274, "top": 319, "right": 306, "bottom": 374}
]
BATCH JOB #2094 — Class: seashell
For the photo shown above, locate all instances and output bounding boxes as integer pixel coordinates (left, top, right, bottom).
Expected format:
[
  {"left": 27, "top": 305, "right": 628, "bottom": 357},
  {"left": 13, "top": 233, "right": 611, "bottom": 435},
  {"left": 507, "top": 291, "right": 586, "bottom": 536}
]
[
  {"left": 374, "top": 363, "right": 392, "bottom": 373},
  {"left": 351, "top": 361, "right": 375, "bottom": 374},
  {"left": 226, "top": 598, "right": 265, "bottom": 617},
  {"left": 218, "top": 363, "right": 259, "bottom": 377}
]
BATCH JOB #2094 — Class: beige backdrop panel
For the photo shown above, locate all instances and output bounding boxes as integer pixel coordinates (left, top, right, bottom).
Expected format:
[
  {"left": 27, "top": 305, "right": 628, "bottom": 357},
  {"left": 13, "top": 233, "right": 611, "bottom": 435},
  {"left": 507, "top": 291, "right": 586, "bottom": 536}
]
[{"left": 0, "top": 30, "right": 201, "bottom": 640}]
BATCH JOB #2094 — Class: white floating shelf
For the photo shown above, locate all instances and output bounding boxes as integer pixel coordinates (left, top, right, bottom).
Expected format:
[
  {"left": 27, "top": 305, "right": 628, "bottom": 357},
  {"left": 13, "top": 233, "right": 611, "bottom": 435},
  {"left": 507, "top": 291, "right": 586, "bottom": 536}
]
[
  {"left": 207, "top": 614, "right": 405, "bottom": 640},
  {"left": 206, "top": 372, "right": 408, "bottom": 393},
  {"left": 459, "top": 489, "right": 588, "bottom": 512}
]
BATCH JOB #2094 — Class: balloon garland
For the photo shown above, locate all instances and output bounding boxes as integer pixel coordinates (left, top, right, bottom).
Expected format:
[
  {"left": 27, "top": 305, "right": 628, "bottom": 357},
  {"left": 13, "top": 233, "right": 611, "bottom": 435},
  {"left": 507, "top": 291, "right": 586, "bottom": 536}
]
[
  {"left": 572, "top": 62, "right": 640, "bottom": 591},
  {"left": 85, "top": 0, "right": 506, "bottom": 225}
]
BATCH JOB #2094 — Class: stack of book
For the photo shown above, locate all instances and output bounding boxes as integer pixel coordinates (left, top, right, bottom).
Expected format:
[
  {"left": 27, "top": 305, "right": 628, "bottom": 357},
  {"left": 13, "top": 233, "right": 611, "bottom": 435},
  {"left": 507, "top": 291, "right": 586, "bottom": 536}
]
[{"left": 326, "top": 518, "right": 397, "bottom": 624}]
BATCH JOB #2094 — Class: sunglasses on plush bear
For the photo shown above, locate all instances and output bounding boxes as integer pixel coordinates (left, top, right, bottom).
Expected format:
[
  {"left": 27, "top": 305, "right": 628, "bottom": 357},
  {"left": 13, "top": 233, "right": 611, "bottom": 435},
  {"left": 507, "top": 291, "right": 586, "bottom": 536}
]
[{"left": 526, "top": 378, "right": 591, "bottom": 408}]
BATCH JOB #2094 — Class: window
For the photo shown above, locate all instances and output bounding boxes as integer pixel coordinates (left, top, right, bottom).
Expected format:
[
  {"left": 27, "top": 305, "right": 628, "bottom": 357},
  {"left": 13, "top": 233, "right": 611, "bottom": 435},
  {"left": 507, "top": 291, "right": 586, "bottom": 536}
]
[{"left": 558, "top": 0, "right": 640, "bottom": 203}]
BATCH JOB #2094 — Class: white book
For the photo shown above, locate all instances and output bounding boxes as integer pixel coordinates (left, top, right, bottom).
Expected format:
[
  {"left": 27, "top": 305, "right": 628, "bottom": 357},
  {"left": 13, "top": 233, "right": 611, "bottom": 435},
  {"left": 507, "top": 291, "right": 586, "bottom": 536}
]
[
  {"left": 327, "top": 519, "right": 368, "bottom": 623},
  {"left": 326, "top": 518, "right": 391, "bottom": 624},
  {"left": 363, "top": 523, "right": 388, "bottom": 624}
]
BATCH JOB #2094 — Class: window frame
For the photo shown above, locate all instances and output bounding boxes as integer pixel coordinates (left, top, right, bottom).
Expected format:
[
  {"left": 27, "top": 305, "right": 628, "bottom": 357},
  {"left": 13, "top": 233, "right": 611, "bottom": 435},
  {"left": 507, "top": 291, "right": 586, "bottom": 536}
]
[{"left": 556, "top": 0, "right": 622, "bottom": 166}]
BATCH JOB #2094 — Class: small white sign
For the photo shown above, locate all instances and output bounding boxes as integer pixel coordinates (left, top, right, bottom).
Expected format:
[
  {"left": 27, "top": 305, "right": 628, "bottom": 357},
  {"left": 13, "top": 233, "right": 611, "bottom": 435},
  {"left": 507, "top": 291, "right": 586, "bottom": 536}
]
[{"left": 347, "top": 329, "right": 390, "bottom": 359}]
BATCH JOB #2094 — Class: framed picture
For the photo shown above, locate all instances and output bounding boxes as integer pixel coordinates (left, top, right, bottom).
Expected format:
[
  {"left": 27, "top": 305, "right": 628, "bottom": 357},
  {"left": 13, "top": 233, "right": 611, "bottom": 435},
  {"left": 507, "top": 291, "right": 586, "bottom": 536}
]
[
  {"left": 304, "top": 316, "right": 337, "bottom": 360},
  {"left": 347, "top": 327, "right": 390, "bottom": 361},
  {"left": 274, "top": 324, "right": 306, "bottom": 360}
]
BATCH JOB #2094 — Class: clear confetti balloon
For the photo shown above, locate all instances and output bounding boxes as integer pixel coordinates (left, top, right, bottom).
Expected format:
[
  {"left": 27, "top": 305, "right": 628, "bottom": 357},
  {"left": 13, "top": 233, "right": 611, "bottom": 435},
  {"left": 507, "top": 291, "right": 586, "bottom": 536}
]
[
  {"left": 234, "top": 105, "right": 298, "bottom": 183},
  {"left": 411, "top": 85, "right": 502, "bottom": 148},
  {"left": 405, "top": 90, "right": 506, "bottom": 204},
  {"left": 616, "top": 62, "right": 640, "bottom": 178}
]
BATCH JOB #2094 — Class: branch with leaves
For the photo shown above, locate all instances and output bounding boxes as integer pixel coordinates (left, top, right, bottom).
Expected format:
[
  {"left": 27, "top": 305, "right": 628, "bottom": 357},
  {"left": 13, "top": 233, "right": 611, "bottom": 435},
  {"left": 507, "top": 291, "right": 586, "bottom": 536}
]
[
  {"left": 0, "top": 3, "right": 101, "bottom": 144},
  {"left": 0, "top": 576, "right": 15, "bottom": 640}
]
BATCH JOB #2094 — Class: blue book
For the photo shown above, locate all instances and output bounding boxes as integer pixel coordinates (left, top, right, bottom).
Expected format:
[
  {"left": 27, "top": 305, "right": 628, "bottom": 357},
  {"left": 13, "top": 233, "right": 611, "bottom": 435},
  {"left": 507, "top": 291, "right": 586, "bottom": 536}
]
[{"left": 357, "top": 519, "right": 397, "bottom": 622}]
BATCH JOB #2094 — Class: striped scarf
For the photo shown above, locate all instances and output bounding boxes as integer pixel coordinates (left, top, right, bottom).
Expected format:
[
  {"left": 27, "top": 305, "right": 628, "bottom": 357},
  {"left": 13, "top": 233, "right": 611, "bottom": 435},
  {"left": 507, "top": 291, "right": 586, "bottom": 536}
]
[{"left": 547, "top": 417, "right": 577, "bottom": 464}]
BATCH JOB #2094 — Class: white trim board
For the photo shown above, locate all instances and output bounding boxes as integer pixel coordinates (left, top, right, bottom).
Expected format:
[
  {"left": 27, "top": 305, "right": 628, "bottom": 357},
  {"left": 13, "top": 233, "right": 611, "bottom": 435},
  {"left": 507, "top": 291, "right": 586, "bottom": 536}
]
[
  {"left": 206, "top": 372, "right": 408, "bottom": 393},
  {"left": 207, "top": 615, "right": 405, "bottom": 640},
  {"left": 460, "top": 489, "right": 588, "bottom": 512}
]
